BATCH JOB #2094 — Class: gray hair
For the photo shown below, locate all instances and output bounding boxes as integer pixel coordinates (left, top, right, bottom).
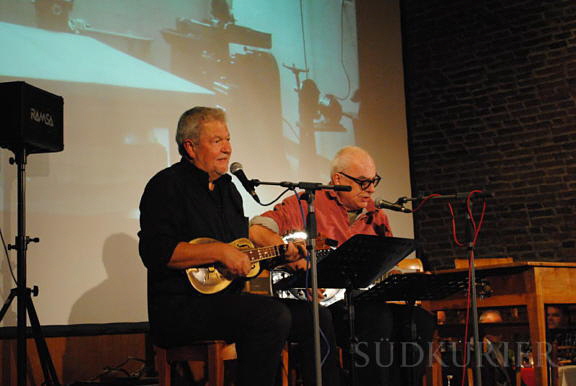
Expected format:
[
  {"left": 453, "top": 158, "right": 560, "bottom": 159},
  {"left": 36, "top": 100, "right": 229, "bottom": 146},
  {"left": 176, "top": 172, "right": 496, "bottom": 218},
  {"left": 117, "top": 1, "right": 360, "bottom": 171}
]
[
  {"left": 330, "top": 146, "right": 373, "bottom": 176},
  {"left": 176, "top": 107, "right": 227, "bottom": 156}
]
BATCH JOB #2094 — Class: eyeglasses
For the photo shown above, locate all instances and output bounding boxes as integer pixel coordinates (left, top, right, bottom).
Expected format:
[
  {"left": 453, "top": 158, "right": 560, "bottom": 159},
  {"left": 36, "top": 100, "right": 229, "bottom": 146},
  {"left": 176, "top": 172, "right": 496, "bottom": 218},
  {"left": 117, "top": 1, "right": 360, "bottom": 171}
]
[{"left": 338, "top": 172, "right": 381, "bottom": 190}]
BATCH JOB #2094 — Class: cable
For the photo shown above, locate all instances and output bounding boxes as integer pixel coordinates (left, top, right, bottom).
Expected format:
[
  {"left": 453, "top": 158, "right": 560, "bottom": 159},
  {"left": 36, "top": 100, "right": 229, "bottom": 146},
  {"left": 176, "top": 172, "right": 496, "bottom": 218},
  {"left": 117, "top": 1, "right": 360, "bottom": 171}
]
[
  {"left": 448, "top": 191, "right": 487, "bottom": 248},
  {"left": 334, "top": 0, "right": 352, "bottom": 101},
  {"left": 449, "top": 203, "right": 465, "bottom": 247},
  {"left": 320, "top": 326, "right": 330, "bottom": 365},
  {"left": 86, "top": 357, "right": 147, "bottom": 382},
  {"left": 0, "top": 226, "right": 17, "bottom": 284},
  {"left": 411, "top": 193, "right": 441, "bottom": 213},
  {"left": 466, "top": 190, "right": 487, "bottom": 245},
  {"left": 299, "top": 0, "right": 309, "bottom": 78},
  {"left": 257, "top": 188, "right": 294, "bottom": 207},
  {"left": 294, "top": 190, "right": 311, "bottom": 283}
]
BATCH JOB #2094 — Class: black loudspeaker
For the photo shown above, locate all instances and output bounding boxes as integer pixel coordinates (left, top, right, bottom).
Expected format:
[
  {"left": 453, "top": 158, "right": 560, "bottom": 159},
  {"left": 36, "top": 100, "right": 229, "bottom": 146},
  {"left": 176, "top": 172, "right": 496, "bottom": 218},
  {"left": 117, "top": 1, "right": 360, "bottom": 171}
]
[{"left": 0, "top": 81, "right": 64, "bottom": 154}]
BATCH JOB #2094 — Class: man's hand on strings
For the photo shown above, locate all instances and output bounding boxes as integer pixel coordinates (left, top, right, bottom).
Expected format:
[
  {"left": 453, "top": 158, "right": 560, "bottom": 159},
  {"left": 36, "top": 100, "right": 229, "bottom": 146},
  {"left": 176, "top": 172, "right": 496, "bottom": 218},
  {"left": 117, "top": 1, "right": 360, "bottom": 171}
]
[
  {"left": 284, "top": 240, "right": 307, "bottom": 262},
  {"left": 284, "top": 258, "right": 308, "bottom": 272},
  {"left": 217, "top": 243, "right": 251, "bottom": 278}
]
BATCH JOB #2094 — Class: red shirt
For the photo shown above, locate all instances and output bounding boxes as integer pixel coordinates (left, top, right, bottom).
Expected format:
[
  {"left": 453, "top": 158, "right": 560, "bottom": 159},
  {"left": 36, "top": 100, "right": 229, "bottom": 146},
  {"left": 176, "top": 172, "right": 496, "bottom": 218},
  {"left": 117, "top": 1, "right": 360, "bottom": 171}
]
[{"left": 253, "top": 189, "right": 393, "bottom": 246}]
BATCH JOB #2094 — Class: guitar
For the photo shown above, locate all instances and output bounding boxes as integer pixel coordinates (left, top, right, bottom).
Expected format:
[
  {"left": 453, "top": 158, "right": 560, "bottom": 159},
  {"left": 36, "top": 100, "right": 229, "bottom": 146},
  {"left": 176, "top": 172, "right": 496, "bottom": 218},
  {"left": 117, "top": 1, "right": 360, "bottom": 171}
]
[{"left": 186, "top": 237, "right": 287, "bottom": 295}]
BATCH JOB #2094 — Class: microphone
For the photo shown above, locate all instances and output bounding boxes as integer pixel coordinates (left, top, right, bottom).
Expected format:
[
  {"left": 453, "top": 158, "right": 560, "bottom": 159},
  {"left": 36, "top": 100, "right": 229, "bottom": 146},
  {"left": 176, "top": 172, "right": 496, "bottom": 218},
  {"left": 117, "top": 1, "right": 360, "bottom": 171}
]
[
  {"left": 230, "top": 162, "right": 260, "bottom": 203},
  {"left": 375, "top": 198, "right": 412, "bottom": 213}
]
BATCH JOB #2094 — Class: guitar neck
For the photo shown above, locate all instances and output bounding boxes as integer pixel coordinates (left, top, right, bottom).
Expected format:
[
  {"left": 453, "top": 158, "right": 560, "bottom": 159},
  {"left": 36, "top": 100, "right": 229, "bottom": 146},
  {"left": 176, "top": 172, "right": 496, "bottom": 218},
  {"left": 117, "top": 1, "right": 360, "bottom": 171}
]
[{"left": 245, "top": 244, "right": 286, "bottom": 263}]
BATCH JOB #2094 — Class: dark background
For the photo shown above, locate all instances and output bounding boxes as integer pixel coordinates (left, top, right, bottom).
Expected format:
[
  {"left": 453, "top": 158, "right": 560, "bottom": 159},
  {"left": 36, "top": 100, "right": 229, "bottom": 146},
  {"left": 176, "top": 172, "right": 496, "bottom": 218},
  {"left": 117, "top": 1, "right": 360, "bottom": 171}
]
[{"left": 359, "top": 0, "right": 576, "bottom": 269}]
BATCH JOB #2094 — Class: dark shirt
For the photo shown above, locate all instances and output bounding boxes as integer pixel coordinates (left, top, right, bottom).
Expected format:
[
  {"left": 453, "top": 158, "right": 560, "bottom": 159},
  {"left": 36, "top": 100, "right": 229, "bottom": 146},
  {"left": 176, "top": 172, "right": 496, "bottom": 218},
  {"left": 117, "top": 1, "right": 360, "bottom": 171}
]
[{"left": 138, "top": 158, "right": 248, "bottom": 298}]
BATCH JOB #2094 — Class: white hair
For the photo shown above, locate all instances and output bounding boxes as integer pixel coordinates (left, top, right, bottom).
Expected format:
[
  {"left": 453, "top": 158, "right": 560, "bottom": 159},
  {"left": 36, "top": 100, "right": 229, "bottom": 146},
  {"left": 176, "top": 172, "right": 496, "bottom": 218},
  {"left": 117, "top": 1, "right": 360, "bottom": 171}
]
[{"left": 330, "top": 146, "right": 374, "bottom": 176}]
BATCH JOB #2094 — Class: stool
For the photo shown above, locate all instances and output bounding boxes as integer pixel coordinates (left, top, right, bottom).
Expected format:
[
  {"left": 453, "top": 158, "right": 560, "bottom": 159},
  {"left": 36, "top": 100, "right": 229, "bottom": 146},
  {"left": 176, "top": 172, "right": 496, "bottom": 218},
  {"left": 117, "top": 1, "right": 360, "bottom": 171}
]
[
  {"left": 155, "top": 340, "right": 236, "bottom": 386},
  {"left": 155, "top": 341, "right": 289, "bottom": 386}
]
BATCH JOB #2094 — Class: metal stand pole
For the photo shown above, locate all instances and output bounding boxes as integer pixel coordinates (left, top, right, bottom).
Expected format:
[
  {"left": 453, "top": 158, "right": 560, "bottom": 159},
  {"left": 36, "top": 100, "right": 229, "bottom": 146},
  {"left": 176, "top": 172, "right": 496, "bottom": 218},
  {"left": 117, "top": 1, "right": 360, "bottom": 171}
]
[
  {"left": 0, "top": 148, "right": 60, "bottom": 386},
  {"left": 304, "top": 190, "right": 323, "bottom": 386},
  {"left": 466, "top": 209, "right": 482, "bottom": 386},
  {"left": 396, "top": 191, "right": 492, "bottom": 386},
  {"left": 345, "top": 290, "right": 358, "bottom": 386},
  {"left": 254, "top": 179, "right": 351, "bottom": 386}
]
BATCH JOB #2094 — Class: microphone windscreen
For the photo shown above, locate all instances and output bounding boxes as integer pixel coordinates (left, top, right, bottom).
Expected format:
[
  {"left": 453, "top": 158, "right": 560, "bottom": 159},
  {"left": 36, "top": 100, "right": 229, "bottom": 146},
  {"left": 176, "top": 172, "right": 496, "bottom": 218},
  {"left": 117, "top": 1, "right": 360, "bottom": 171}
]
[{"left": 230, "top": 162, "right": 243, "bottom": 174}]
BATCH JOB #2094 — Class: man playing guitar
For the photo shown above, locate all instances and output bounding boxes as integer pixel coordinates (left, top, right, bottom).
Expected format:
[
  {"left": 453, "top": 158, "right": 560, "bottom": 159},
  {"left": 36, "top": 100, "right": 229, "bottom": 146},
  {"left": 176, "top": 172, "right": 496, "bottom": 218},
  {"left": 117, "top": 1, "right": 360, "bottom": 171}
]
[
  {"left": 250, "top": 146, "right": 435, "bottom": 386},
  {"left": 138, "top": 107, "right": 341, "bottom": 386}
]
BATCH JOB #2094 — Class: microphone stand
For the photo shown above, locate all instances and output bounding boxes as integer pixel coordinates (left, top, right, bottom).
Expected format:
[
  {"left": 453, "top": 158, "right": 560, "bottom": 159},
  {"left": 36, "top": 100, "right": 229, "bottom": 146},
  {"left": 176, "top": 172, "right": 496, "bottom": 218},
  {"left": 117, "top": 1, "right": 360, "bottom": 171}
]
[
  {"left": 253, "top": 179, "right": 350, "bottom": 386},
  {"left": 397, "top": 191, "right": 491, "bottom": 386}
]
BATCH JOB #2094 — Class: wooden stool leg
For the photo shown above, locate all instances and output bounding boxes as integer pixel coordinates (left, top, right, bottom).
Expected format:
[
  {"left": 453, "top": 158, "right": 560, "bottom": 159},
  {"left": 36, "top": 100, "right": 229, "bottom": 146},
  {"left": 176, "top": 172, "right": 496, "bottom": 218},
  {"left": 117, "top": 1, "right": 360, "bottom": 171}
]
[
  {"left": 155, "top": 347, "right": 171, "bottom": 386},
  {"left": 281, "top": 346, "right": 289, "bottom": 386},
  {"left": 467, "top": 367, "right": 474, "bottom": 386},
  {"left": 207, "top": 341, "right": 225, "bottom": 386},
  {"left": 155, "top": 341, "right": 236, "bottom": 386}
]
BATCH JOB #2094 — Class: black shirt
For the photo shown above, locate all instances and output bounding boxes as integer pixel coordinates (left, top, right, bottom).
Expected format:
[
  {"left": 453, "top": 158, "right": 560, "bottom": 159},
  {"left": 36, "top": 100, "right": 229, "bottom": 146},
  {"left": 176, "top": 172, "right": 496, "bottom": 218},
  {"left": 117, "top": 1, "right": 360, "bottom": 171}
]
[{"left": 138, "top": 158, "right": 248, "bottom": 298}]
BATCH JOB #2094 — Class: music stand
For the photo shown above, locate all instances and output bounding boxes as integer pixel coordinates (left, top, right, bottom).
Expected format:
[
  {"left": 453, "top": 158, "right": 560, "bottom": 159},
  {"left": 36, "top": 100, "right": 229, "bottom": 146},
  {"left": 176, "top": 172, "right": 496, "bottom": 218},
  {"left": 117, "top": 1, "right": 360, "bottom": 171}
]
[
  {"left": 275, "top": 234, "right": 416, "bottom": 386},
  {"left": 275, "top": 234, "right": 416, "bottom": 290},
  {"left": 354, "top": 270, "right": 492, "bottom": 303}
]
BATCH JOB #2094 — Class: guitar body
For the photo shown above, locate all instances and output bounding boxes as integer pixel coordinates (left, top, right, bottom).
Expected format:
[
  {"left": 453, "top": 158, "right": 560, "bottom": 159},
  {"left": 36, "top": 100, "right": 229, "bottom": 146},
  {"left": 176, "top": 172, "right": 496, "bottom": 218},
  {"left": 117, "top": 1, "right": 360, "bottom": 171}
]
[{"left": 186, "top": 237, "right": 261, "bottom": 295}]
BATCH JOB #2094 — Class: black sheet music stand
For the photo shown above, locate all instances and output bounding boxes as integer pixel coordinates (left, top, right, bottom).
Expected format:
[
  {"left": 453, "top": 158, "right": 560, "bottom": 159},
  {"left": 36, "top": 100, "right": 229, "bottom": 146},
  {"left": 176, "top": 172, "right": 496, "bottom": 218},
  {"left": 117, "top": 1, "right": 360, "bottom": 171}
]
[
  {"left": 353, "top": 270, "right": 492, "bottom": 303},
  {"left": 275, "top": 234, "right": 416, "bottom": 386},
  {"left": 275, "top": 234, "right": 416, "bottom": 290}
]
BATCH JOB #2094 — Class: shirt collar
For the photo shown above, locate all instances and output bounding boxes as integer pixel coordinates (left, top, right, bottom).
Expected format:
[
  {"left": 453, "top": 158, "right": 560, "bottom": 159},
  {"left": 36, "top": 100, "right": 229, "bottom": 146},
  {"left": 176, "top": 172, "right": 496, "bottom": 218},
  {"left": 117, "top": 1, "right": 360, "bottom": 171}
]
[{"left": 178, "top": 157, "right": 231, "bottom": 185}]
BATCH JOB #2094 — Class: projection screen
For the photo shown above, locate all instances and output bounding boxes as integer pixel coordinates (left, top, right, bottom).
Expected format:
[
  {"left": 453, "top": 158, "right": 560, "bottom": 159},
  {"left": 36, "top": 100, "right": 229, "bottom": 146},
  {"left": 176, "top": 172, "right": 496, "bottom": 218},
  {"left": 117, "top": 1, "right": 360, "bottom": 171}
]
[{"left": 0, "top": 0, "right": 411, "bottom": 326}]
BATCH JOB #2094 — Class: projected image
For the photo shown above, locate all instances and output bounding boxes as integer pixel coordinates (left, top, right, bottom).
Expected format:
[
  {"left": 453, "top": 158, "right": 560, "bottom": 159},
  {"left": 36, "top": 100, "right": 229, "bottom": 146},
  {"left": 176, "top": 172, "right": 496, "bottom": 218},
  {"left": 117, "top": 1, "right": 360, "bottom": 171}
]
[
  {"left": 0, "top": 0, "right": 359, "bottom": 181},
  {"left": 0, "top": 0, "right": 360, "bottom": 326}
]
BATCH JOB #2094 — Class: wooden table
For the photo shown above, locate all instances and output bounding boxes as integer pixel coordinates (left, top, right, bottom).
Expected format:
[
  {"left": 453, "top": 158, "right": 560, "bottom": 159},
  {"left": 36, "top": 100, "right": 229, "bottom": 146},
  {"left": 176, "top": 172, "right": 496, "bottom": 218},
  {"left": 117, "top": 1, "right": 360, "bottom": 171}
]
[{"left": 421, "top": 262, "right": 576, "bottom": 386}]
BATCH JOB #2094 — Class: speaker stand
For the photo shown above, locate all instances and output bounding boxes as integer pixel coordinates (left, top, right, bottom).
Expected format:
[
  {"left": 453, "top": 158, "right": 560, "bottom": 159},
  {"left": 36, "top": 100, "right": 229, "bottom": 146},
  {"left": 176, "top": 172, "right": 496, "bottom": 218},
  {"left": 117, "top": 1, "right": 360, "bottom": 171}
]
[{"left": 0, "top": 147, "right": 60, "bottom": 386}]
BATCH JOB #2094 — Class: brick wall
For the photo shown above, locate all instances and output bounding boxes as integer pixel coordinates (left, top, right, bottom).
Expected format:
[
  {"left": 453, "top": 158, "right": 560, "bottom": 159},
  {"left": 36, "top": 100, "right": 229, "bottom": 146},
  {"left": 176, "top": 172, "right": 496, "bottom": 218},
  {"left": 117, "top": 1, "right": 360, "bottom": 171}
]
[{"left": 401, "top": 0, "right": 576, "bottom": 269}]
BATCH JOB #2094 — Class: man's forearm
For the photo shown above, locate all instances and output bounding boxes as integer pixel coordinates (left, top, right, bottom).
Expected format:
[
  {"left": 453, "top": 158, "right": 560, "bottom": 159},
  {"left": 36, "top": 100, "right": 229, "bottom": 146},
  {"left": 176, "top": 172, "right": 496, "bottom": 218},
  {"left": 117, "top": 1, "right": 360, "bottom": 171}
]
[
  {"left": 167, "top": 241, "right": 233, "bottom": 270},
  {"left": 249, "top": 224, "right": 284, "bottom": 247}
]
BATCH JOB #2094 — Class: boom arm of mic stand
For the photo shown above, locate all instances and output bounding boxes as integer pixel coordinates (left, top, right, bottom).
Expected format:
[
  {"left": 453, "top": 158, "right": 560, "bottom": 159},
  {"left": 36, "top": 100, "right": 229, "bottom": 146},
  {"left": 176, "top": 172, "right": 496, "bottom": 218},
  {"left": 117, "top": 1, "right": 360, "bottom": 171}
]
[
  {"left": 252, "top": 179, "right": 351, "bottom": 192},
  {"left": 397, "top": 191, "right": 494, "bottom": 203}
]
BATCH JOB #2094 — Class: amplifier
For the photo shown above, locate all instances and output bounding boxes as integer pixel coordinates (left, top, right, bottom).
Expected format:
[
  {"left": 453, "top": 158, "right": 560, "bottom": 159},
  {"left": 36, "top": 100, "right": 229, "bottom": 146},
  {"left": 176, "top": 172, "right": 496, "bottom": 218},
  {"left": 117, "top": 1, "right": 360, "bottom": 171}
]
[{"left": 0, "top": 81, "right": 64, "bottom": 154}]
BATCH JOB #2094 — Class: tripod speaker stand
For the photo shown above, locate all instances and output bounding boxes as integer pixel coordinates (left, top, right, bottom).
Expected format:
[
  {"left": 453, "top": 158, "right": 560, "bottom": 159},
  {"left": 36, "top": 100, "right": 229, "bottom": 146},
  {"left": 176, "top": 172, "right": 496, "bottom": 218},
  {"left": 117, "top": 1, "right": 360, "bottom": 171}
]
[{"left": 0, "top": 81, "right": 64, "bottom": 386}]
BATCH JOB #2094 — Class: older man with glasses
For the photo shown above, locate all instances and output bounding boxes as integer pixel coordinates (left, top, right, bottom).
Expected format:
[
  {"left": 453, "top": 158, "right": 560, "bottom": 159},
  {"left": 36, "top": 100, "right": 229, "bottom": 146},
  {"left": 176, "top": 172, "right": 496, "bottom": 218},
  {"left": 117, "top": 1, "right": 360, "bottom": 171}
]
[
  {"left": 251, "top": 146, "right": 391, "bottom": 251},
  {"left": 250, "top": 146, "right": 434, "bottom": 386}
]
